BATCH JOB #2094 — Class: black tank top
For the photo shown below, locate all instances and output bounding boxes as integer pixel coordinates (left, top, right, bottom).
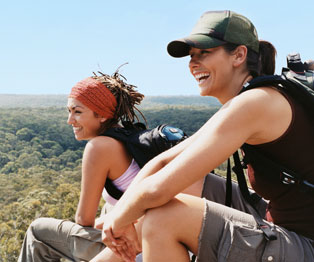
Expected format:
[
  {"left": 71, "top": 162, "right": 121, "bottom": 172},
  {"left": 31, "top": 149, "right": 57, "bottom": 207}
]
[{"left": 247, "top": 91, "right": 314, "bottom": 240}]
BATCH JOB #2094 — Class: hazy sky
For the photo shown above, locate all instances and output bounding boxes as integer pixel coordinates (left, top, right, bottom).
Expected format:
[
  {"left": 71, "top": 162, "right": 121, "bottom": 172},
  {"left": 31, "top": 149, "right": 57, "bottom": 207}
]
[{"left": 1, "top": 0, "right": 313, "bottom": 96}]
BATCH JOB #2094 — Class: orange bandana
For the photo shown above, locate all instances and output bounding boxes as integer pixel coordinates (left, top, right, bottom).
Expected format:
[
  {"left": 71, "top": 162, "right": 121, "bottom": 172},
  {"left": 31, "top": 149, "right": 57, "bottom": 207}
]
[{"left": 69, "top": 77, "right": 117, "bottom": 119}]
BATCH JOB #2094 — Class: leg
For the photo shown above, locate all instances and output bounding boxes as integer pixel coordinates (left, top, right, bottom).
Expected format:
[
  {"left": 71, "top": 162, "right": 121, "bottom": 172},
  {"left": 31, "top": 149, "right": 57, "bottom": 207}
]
[
  {"left": 18, "top": 217, "right": 104, "bottom": 262},
  {"left": 201, "top": 172, "right": 268, "bottom": 216},
  {"left": 88, "top": 248, "right": 144, "bottom": 262},
  {"left": 89, "top": 248, "right": 123, "bottom": 262},
  {"left": 140, "top": 175, "right": 313, "bottom": 261},
  {"left": 90, "top": 217, "right": 144, "bottom": 262},
  {"left": 141, "top": 194, "right": 205, "bottom": 262}
]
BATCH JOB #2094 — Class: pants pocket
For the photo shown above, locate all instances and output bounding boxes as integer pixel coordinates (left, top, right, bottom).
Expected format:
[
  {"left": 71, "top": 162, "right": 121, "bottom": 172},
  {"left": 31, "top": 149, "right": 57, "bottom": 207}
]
[{"left": 218, "top": 222, "right": 281, "bottom": 262}]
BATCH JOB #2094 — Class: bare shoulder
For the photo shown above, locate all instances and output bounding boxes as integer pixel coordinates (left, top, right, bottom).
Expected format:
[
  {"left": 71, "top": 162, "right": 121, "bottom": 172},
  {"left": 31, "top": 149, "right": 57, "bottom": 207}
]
[
  {"left": 219, "top": 86, "right": 291, "bottom": 124},
  {"left": 226, "top": 86, "right": 292, "bottom": 144},
  {"left": 84, "top": 135, "right": 127, "bottom": 158},
  {"left": 230, "top": 86, "right": 290, "bottom": 112}
]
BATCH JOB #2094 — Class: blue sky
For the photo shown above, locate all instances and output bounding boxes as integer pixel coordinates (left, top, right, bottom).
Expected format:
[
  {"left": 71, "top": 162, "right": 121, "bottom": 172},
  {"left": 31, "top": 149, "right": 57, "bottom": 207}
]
[{"left": 1, "top": 0, "right": 313, "bottom": 96}]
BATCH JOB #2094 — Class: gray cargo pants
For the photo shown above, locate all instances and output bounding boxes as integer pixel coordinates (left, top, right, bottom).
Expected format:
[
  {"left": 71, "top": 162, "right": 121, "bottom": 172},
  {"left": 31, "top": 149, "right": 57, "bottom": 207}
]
[
  {"left": 197, "top": 173, "right": 314, "bottom": 261},
  {"left": 18, "top": 217, "right": 105, "bottom": 262},
  {"left": 18, "top": 217, "right": 144, "bottom": 262}
]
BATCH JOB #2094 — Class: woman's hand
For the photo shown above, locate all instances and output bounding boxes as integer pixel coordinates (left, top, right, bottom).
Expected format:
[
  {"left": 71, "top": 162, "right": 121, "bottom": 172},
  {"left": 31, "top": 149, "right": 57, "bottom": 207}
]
[
  {"left": 94, "top": 216, "right": 106, "bottom": 229},
  {"left": 102, "top": 216, "right": 141, "bottom": 262}
]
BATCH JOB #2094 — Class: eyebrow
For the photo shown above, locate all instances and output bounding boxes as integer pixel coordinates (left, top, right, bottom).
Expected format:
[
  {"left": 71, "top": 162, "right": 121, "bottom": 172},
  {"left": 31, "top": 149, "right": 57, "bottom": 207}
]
[{"left": 67, "top": 105, "right": 84, "bottom": 110}]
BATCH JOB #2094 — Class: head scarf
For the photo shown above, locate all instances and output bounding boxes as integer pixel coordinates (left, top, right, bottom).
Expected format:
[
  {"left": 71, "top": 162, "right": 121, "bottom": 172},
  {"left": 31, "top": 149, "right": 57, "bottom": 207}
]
[{"left": 69, "top": 77, "right": 117, "bottom": 119}]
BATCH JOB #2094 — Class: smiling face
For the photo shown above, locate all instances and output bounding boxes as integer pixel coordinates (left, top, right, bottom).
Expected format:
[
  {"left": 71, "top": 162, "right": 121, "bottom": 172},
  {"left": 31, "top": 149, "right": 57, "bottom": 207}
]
[
  {"left": 189, "top": 46, "right": 235, "bottom": 99},
  {"left": 67, "top": 98, "right": 105, "bottom": 141}
]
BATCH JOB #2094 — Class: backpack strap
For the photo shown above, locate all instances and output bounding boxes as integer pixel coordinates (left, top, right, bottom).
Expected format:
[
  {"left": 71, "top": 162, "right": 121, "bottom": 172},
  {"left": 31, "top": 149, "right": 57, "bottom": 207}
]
[
  {"left": 242, "top": 74, "right": 314, "bottom": 118},
  {"left": 230, "top": 150, "right": 277, "bottom": 241},
  {"left": 225, "top": 158, "right": 232, "bottom": 207},
  {"left": 102, "top": 125, "right": 148, "bottom": 168},
  {"left": 241, "top": 74, "right": 286, "bottom": 92},
  {"left": 102, "top": 125, "right": 143, "bottom": 146},
  {"left": 101, "top": 125, "right": 144, "bottom": 201},
  {"left": 104, "top": 178, "right": 124, "bottom": 200},
  {"left": 241, "top": 144, "right": 314, "bottom": 193}
]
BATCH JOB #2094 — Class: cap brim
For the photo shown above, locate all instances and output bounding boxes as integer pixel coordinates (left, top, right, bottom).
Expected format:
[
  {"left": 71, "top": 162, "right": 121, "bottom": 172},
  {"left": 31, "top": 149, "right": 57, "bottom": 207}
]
[{"left": 167, "top": 34, "right": 226, "bottom": 58}]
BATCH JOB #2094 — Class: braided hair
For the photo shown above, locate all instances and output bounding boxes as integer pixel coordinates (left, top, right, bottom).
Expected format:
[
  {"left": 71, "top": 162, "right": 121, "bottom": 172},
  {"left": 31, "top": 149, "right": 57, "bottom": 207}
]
[{"left": 91, "top": 65, "right": 146, "bottom": 133}]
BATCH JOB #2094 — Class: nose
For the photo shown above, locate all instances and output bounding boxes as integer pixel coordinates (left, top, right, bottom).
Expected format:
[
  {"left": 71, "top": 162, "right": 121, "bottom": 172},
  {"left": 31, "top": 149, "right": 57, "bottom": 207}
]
[
  {"left": 67, "top": 112, "right": 75, "bottom": 125},
  {"left": 189, "top": 56, "right": 200, "bottom": 72},
  {"left": 189, "top": 52, "right": 201, "bottom": 68}
]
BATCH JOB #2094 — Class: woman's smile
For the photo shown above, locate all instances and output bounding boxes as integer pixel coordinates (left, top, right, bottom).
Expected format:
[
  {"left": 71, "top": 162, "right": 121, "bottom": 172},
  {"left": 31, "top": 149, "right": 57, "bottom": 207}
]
[
  {"left": 67, "top": 98, "right": 103, "bottom": 141},
  {"left": 193, "top": 71, "right": 211, "bottom": 85},
  {"left": 72, "top": 126, "right": 83, "bottom": 134}
]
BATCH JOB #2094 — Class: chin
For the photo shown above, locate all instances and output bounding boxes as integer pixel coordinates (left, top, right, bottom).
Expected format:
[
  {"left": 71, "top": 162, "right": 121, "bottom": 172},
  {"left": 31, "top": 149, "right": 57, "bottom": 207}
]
[
  {"left": 199, "top": 85, "right": 213, "bottom": 97},
  {"left": 74, "top": 134, "right": 84, "bottom": 141},
  {"left": 199, "top": 88, "right": 209, "bottom": 96}
]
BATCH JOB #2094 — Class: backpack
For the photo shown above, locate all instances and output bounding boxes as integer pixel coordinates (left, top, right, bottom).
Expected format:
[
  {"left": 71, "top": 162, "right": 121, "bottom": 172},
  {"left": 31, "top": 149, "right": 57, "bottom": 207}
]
[
  {"left": 284, "top": 53, "right": 314, "bottom": 89},
  {"left": 225, "top": 53, "right": 314, "bottom": 241},
  {"left": 101, "top": 122, "right": 188, "bottom": 200}
]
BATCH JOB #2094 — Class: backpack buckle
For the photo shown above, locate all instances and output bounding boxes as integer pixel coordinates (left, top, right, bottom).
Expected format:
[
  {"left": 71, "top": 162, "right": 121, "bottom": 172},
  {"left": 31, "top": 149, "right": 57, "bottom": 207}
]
[
  {"left": 259, "top": 225, "right": 277, "bottom": 241},
  {"left": 281, "top": 172, "right": 314, "bottom": 193},
  {"left": 281, "top": 171, "right": 297, "bottom": 185}
]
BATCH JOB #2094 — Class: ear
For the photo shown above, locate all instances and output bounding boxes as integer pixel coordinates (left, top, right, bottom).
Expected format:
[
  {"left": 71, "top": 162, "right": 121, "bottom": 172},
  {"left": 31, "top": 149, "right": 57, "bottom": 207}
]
[
  {"left": 100, "top": 118, "right": 107, "bottom": 123},
  {"left": 232, "top": 45, "right": 248, "bottom": 68}
]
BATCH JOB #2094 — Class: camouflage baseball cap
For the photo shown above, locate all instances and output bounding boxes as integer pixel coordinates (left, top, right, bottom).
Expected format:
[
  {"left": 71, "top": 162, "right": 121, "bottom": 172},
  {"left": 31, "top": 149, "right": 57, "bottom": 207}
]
[{"left": 167, "top": 10, "right": 259, "bottom": 58}]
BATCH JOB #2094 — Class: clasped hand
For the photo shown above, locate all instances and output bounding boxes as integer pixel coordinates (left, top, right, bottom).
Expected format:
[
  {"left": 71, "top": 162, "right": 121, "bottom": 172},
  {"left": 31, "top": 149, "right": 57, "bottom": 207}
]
[{"left": 95, "top": 214, "right": 141, "bottom": 262}]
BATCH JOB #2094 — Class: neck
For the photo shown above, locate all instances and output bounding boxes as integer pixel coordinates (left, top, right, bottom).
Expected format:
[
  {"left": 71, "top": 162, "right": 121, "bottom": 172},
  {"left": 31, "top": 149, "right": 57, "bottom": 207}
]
[{"left": 218, "top": 73, "right": 253, "bottom": 105}]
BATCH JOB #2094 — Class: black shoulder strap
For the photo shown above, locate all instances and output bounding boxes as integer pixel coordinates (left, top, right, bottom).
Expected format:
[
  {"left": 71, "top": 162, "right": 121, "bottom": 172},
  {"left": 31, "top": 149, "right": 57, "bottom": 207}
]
[
  {"left": 242, "top": 74, "right": 314, "bottom": 119},
  {"left": 102, "top": 126, "right": 141, "bottom": 145},
  {"left": 241, "top": 75, "right": 286, "bottom": 92},
  {"left": 225, "top": 158, "right": 232, "bottom": 207},
  {"left": 104, "top": 178, "right": 123, "bottom": 200},
  {"left": 230, "top": 151, "right": 261, "bottom": 207},
  {"left": 102, "top": 125, "right": 148, "bottom": 168},
  {"left": 101, "top": 125, "right": 143, "bottom": 201},
  {"left": 230, "top": 150, "right": 277, "bottom": 241}
]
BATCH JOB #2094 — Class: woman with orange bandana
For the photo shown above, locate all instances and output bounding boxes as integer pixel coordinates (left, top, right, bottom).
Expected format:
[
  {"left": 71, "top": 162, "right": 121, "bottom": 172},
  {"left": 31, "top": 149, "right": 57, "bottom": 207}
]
[
  {"left": 17, "top": 71, "right": 146, "bottom": 262},
  {"left": 18, "top": 69, "right": 172, "bottom": 261},
  {"left": 18, "top": 70, "right": 204, "bottom": 262}
]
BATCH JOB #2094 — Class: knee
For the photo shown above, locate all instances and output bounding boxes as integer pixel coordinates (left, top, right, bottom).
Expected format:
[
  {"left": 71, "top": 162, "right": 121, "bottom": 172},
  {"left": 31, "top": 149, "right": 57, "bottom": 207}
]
[
  {"left": 28, "top": 217, "right": 58, "bottom": 241},
  {"left": 28, "top": 218, "right": 46, "bottom": 238},
  {"left": 141, "top": 198, "right": 181, "bottom": 239}
]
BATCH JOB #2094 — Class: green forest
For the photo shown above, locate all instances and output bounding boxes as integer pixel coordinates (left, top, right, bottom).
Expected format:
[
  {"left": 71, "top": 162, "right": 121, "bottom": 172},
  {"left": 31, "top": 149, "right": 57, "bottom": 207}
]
[{"left": 0, "top": 97, "right": 221, "bottom": 262}]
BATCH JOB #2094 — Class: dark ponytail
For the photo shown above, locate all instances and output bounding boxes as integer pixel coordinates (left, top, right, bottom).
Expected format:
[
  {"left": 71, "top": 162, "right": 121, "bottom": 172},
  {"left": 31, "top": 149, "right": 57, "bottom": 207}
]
[
  {"left": 223, "top": 40, "right": 277, "bottom": 77},
  {"left": 247, "top": 40, "right": 277, "bottom": 77},
  {"left": 258, "top": 40, "right": 277, "bottom": 75}
]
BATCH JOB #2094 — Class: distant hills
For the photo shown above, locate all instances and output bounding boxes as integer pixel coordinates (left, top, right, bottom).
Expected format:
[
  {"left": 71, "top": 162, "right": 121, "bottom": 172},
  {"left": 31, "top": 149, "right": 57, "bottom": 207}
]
[{"left": 0, "top": 94, "right": 221, "bottom": 108}]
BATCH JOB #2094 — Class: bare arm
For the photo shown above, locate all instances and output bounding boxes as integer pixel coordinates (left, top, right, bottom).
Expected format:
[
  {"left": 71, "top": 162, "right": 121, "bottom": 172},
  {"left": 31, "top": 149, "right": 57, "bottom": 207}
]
[
  {"left": 75, "top": 136, "right": 128, "bottom": 226},
  {"left": 109, "top": 87, "right": 292, "bottom": 229}
]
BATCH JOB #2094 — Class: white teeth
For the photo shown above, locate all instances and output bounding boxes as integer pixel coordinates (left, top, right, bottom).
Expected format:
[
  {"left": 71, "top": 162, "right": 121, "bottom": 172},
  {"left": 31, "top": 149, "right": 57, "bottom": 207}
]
[
  {"left": 73, "top": 127, "right": 82, "bottom": 131},
  {"left": 194, "top": 72, "right": 210, "bottom": 83}
]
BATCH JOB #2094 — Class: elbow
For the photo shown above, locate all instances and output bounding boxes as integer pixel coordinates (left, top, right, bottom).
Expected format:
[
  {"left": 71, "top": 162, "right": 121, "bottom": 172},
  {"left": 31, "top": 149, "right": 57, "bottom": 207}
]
[
  {"left": 149, "top": 152, "right": 170, "bottom": 170},
  {"left": 140, "top": 181, "right": 173, "bottom": 210},
  {"left": 75, "top": 213, "right": 94, "bottom": 227}
]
